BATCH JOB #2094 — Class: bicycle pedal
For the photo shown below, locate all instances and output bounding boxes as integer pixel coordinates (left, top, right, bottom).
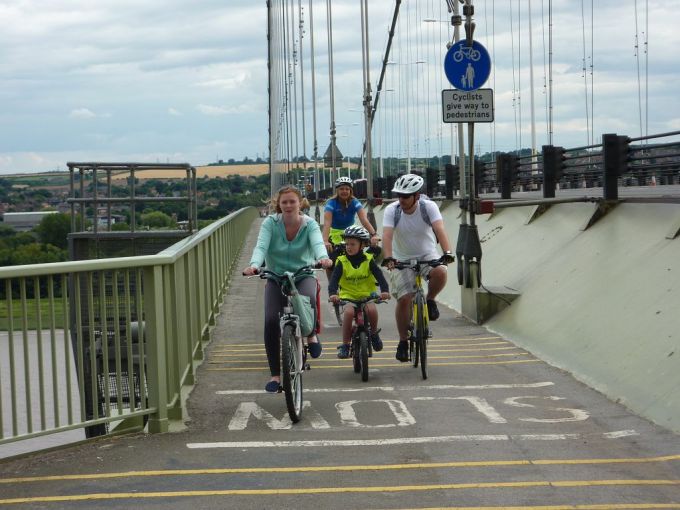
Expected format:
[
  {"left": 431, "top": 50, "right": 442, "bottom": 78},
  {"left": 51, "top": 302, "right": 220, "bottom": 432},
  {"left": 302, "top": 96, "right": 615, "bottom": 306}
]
[{"left": 304, "top": 363, "right": 311, "bottom": 370}]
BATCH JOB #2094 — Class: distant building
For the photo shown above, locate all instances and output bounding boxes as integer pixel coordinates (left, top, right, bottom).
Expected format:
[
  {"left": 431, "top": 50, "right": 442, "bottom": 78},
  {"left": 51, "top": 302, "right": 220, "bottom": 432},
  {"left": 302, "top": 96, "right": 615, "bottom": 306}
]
[{"left": 1, "top": 211, "right": 59, "bottom": 231}]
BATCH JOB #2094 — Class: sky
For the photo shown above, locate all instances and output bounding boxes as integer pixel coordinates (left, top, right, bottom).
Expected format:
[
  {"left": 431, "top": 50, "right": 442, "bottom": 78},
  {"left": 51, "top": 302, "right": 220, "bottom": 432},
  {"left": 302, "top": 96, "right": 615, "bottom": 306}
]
[{"left": 1, "top": 0, "right": 679, "bottom": 174}]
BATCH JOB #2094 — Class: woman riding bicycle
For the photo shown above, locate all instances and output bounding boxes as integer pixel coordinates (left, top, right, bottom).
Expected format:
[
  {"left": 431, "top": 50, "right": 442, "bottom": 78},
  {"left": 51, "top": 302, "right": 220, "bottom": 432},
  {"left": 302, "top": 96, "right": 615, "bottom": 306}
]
[
  {"left": 243, "top": 185, "right": 333, "bottom": 393},
  {"left": 328, "top": 226, "right": 390, "bottom": 359},
  {"left": 322, "top": 176, "right": 380, "bottom": 261}
]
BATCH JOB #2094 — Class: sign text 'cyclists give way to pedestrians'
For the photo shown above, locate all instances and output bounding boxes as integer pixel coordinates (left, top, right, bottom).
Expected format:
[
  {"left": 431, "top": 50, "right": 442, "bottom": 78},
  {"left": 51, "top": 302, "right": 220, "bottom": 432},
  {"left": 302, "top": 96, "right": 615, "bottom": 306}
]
[
  {"left": 444, "top": 40, "right": 491, "bottom": 91},
  {"left": 442, "top": 89, "right": 494, "bottom": 123}
]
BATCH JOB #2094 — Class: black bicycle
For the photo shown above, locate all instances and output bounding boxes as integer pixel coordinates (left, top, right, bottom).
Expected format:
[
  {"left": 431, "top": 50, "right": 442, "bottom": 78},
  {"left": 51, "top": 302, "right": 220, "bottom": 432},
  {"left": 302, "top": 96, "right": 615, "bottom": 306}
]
[
  {"left": 248, "top": 265, "right": 319, "bottom": 422},
  {"left": 335, "top": 295, "right": 384, "bottom": 382}
]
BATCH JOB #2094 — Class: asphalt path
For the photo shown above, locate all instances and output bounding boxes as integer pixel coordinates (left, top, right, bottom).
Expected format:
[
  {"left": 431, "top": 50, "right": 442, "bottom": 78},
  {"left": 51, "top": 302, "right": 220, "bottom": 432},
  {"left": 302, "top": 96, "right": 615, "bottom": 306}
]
[{"left": 0, "top": 219, "right": 678, "bottom": 509}]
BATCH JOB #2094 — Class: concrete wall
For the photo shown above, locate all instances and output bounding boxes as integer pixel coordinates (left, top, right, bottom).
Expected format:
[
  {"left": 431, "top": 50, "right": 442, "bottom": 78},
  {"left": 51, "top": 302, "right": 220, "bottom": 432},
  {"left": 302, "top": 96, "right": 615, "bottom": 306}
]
[{"left": 371, "top": 200, "right": 680, "bottom": 432}]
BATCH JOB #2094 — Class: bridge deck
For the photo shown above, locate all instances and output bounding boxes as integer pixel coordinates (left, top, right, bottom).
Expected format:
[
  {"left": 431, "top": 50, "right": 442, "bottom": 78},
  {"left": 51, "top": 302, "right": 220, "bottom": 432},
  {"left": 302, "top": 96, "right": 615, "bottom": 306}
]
[{"left": 0, "top": 220, "right": 678, "bottom": 509}]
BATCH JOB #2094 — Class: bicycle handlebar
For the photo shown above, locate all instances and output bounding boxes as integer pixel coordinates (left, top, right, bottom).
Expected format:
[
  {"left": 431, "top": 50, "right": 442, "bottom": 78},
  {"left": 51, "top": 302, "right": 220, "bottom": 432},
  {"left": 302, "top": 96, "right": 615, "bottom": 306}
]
[
  {"left": 243, "top": 263, "right": 322, "bottom": 279},
  {"left": 333, "top": 296, "right": 386, "bottom": 307},
  {"left": 382, "top": 254, "right": 454, "bottom": 270}
]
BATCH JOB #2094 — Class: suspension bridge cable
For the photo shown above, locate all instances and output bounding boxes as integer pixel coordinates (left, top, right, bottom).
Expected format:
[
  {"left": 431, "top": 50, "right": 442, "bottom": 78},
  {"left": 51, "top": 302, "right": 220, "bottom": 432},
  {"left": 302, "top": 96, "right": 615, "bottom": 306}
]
[
  {"left": 548, "top": 0, "right": 554, "bottom": 145},
  {"left": 590, "top": 0, "right": 594, "bottom": 146},
  {"left": 634, "top": 0, "right": 644, "bottom": 138},
  {"left": 297, "top": 0, "right": 307, "bottom": 176},
  {"left": 541, "top": 0, "right": 549, "bottom": 143},
  {"left": 308, "top": 0, "right": 320, "bottom": 193},
  {"left": 326, "top": 0, "right": 337, "bottom": 180},
  {"left": 510, "top": 1, "right": 519, "bottom": 152},
  {"left": 580, "top": 0, "right": 591, "bottom": 147}
]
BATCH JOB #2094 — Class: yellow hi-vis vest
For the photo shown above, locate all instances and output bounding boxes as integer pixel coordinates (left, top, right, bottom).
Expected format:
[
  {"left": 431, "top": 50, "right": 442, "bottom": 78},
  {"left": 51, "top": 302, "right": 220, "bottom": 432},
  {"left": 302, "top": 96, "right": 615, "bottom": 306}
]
[{"left": 337, "top": 253, "right": 377, "bottom": 301}]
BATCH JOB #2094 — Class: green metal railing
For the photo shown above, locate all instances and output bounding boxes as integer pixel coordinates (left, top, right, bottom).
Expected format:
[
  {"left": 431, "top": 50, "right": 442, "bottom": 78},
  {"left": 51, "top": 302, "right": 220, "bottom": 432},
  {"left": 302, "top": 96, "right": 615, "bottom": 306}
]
[{"left": 0, "top": 207, "right": 258, "bottom": 448}]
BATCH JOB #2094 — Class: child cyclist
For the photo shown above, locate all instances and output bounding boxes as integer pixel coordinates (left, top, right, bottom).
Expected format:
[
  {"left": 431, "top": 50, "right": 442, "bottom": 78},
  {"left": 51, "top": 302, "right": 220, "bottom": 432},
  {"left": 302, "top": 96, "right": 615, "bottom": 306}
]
[{"left": 328, "top": 226, "right": 390, "bottom": 359}]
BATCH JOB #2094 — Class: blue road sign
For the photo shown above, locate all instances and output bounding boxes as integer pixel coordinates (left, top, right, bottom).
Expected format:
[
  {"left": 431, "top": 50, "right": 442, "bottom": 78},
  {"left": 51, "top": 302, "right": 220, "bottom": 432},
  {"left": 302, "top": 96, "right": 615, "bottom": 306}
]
[{"left": 444, "top": 40, "right": 491, "bottom": 92}]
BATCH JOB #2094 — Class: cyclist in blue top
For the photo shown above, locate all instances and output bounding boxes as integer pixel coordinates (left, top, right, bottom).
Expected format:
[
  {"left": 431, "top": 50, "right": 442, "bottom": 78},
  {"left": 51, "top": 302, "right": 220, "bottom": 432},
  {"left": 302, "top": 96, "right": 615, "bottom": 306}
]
[{"left": 322, "top": 176, "right": 379, "bottom": 256}]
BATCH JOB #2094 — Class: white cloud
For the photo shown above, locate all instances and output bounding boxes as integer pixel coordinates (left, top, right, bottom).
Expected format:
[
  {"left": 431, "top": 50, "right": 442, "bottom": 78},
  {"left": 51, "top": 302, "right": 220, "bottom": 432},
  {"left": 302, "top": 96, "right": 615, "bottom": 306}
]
[
  {"left": 168, "top": 108, "right": 182, "bottom": 116},
  {"left": 69, "top": 108, "right": 97, "bottom": 119}
]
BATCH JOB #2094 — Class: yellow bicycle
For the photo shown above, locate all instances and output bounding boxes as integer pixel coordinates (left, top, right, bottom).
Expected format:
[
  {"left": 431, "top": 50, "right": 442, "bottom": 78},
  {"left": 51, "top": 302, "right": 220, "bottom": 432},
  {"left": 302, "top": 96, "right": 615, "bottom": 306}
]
[{"left": 393, "top": 257, "right": 451, "bottom": 379}]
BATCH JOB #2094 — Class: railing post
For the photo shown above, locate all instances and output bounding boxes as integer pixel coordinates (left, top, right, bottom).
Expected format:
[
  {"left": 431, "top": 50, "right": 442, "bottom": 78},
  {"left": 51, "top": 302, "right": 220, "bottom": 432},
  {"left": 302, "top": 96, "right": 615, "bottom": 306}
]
[
  {"left": 542, "top": 145, "right": 566, "bottom": 198},
  {"left": 496, "top": 153, "right": 518, "bottom": 199},
  {"left": 602, "top": 133, "right": 630, "bottom": 201},
  {"left": 143, "top": 265, "right": 169, "bottom": 433}
]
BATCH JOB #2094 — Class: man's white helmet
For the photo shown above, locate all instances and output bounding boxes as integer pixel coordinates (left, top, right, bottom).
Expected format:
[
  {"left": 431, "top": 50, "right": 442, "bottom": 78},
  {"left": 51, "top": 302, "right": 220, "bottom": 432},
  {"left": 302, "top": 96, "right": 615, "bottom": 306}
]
[
  {"left": 335, "top": 176, "right": 353, "bottom": 188},
  {"left": 392, "top": 174, "right": 424, "bottom": 194}
]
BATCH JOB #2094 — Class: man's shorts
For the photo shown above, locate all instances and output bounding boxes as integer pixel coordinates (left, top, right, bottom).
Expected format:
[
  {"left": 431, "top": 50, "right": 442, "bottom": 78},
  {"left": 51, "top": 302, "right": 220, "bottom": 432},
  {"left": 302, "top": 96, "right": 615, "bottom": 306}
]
[{"left": 390, "top": 263, "right": 446, "bottom": 300}]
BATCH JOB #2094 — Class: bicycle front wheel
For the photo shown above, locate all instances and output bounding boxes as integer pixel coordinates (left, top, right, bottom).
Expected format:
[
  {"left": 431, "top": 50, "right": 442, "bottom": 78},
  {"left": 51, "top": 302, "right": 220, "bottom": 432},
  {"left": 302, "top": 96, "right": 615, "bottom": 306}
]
[
  {"left": 334, "top": 302, "right": 343, "bottom": 326},
  {"left": 281, "top": 324, "right": 303, "bottom": 423},
  {"left": 359, "top": 331, "right": 369, "bottom": 382},
  {"left": 415, "top": 294, "right": 428, "bottom": 380}
]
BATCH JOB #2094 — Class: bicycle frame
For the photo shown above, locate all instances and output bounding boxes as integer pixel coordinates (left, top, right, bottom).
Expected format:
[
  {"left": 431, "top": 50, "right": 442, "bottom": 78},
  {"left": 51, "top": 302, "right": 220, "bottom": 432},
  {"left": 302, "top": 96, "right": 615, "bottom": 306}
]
[
  {"left": 394, "top": 259, "right": 443, "bottom": 379},
  {"left": 338, "top": 296, "right": 383, "bottom": 382},
  {"left": 255, "top": 266, "right": 317, "bottom": 423}
]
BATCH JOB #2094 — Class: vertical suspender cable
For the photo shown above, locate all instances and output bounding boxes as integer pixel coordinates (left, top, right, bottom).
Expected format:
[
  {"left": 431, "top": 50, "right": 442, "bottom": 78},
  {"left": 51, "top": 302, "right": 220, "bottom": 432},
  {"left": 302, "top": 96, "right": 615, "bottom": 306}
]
[
  {"left": 580, "top": 0, "right": 590, "bottom": 147},
  {"left": 644, "top": 0, "right": 649, "bottom": 140},
  {"left": 528, "top": 0, "right": 538, "bottom": 163},
  {"left": 291, "top": 0, "right": 301, "bottom": 178},
  {"left": 510, "top": 2, "right": 519, "bottom": 152},
  {"left": 634, "top": 0, "right": 644, "bottom": 138},
  {"left": 298, "top": 0, "right": 308, "bottom": 189},
  {"left": 548, "top": 0, "right": 553, "bottom": 146},
  {"left": 541, "top": 0, "right": 549, "bottom": 143},
  {"left": 308, "top": 0, "right": 321, "bottom": 208},
  {"left": 590, "top": 0, "right": 594, "bottom": 146},
  {"left": 326, "top": 0, "right": 338, "bottom": 183}
]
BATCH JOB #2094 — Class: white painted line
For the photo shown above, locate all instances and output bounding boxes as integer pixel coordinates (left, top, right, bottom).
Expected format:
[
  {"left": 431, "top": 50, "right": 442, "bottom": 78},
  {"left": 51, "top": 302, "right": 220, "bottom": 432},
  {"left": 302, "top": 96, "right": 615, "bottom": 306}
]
[
  {"left": 216, "top": 381, "right": 555, "bottom": 395},
  {"left": 186, "top": 430, "right": 638, "bottom": 449},
  {"left": 602, "top": 429, "right": 639, "bottom": 439}
]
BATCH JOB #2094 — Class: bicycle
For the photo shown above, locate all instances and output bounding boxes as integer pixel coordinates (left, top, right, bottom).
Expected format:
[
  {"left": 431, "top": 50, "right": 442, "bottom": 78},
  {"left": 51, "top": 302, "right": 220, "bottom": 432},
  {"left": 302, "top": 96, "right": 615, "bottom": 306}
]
[
  {"left": 389, "top": 256, "right": 453, "bottom": 380},
  {"left": 247, "top": 265, "right": 320, "bottom": 423},
  {"left": 334, "top": 295, "right": 384, "bottom": 382}
]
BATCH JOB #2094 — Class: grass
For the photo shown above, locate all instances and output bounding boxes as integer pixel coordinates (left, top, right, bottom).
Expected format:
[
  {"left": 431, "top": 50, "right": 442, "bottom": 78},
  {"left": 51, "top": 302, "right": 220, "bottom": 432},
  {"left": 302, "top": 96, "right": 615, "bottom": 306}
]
[{"left": 0, "top": 298, "right": 67, "bottom": 331}]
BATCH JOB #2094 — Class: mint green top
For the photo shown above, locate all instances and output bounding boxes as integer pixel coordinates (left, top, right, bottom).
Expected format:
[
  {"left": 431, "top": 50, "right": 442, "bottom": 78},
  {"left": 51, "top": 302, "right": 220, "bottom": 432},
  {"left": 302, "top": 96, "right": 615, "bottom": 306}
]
[{"left": 249, "top": 214, "right": 328, "bottom": 274}]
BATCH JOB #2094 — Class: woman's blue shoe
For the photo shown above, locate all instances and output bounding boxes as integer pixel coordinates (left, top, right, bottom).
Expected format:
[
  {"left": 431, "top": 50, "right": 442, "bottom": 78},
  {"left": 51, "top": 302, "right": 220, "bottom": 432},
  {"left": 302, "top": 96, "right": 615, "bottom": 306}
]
[
  {"left": 265, "top": 380, "right": 280, "bottom": 393},
  {"left": 307, "top": 339, "right": 322, "bottom": 358}
]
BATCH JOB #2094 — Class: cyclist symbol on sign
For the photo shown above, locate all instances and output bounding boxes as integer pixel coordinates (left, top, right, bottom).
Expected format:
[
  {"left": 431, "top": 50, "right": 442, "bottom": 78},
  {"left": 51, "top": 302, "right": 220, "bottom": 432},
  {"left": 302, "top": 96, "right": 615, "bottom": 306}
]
[{"left": 452, "top": 45, "right": 481, "bottom": 62}]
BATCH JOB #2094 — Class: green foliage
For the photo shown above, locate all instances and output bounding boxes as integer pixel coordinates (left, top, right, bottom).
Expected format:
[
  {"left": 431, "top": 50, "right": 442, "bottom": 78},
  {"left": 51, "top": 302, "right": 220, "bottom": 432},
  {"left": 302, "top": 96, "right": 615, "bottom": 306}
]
[
  {"left": 111, "top": 222, "right": 130, "bottom": 231},
  {"left": 141, "top": 210, "right": 176, "bottom": 229},
  {"left": 0, "top": 224, "right": 17, "bottom": 238},
  {"left": 0, "top": 242, "right": 66, "bottom": 266},
  {"left": 34, "top": 213, "right": 71, "bottom": 249}
]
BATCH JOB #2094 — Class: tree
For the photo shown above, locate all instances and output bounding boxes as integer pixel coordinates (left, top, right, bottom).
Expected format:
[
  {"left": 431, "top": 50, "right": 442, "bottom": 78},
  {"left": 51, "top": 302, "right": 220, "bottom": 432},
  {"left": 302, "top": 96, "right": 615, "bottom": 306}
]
[
  {"left": 140, "top": 211, "right": 175, "bottom": 229},
  {"left": 34, "top": 213, "right": 71, "bottom": 249}
]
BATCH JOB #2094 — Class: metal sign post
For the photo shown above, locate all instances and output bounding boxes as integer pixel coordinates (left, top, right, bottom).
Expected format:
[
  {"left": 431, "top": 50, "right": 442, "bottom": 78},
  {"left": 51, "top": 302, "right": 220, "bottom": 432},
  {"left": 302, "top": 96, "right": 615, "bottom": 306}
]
[{"left": 442, "top": 1, "right": 491, "bottom": 289}]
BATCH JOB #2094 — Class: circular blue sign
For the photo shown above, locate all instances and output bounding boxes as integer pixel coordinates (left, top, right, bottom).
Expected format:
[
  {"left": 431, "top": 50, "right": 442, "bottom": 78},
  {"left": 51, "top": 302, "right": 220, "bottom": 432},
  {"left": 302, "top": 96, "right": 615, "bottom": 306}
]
[{"left": 444, "top": 40, "right": 491, "bottom": 91}]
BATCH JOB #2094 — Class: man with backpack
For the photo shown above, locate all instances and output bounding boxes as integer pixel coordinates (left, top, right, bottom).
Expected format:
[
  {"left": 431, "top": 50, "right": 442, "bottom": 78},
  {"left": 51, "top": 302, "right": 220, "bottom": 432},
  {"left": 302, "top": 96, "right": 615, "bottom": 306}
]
[{"left": 381, "top": 174, "right": 455, "bottom": 362}]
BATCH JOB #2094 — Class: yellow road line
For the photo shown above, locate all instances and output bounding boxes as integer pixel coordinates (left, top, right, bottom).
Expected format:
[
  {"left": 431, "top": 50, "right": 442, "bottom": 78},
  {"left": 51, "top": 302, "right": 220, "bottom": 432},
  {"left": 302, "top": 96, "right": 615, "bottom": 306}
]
[
  {"left": 386, "top": 505, "right": 680, "bottom": 510},
  {"left": 207, "top": 359, "right": 541, "bottom": 371},
  {"left": 216, "top": 337, "right": 504, "bottom": 348},
  {"left": 208, "top": 353, "right": 529, "bottom": 364},
  {"left": 211, "top": 341, "right": 519, "bottom": 357},
  {"left": 3, "top": 455, "right": 678, "bottom": 484},
  {"left": 1, "top": 480, "right": 678, "bottom": 505}
]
